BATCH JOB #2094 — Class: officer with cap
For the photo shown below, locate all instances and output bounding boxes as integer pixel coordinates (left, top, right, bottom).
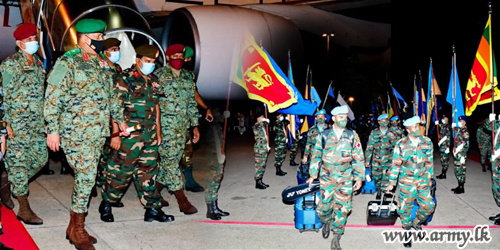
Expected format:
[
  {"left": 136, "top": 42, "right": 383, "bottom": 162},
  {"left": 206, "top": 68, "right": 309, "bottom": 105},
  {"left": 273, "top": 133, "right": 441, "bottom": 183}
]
[
  {"left": 451, "top": 116, "right": 469, "bottom": 194},
  {"left": 253, "top": 111, "right": 271, "bottom": 189},
  {"left": 385, "top": 116, "right": 435, "bottom": 248},
  {"left": 302, "top": 109, "right": 329, "bottom": 165},
  {"left": 365, "top": 113, "right": 397, "bottom": 199},
  {"left": 307, "top": 105, "right": 365, "bottom": 250},
  {"left": 154, "top": 44, "right": 199, "bottom": 214},
  {"left": 45, "top": 18, "right": 130, "bottom": 250},
  {"left": 0, "top": 23, "right": 47, "bottom": 224},
  {"left": 436, "top": 115, "right": 452, "bottom": 179},
  {"left": 389, "top": 116, "right": 405, "bottom": 141}
]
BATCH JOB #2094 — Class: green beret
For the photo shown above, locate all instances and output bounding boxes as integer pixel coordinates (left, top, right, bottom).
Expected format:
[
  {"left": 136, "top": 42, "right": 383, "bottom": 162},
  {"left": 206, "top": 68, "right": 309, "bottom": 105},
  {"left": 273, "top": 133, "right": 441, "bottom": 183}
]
[
  {"left": 103, "top": 38, "right": 121, "bottom": 50},
  {"left": 185, "top": 46, "right": 194, "bottom": 59},
  {"left": 75, "top": 19, "right": 106, "bottom": 34},
  {"left": 135, "top": 44, "right": 158, "bottom": 59}
]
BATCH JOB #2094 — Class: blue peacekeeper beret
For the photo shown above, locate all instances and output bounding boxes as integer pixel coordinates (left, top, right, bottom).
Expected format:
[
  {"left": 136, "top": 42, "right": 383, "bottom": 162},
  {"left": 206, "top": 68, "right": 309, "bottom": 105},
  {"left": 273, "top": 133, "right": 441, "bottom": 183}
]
[
  {"left": 378, "top": 114, "right": 389, "bottom": 121},
  {"left": 390, "top": 116, "right": 399, "bottom": 121},
  {"left": 331, "top": 105, "right": 348, "bottom": 116},
  {"left": 315, "top": 109, "right": 326, "bottom": 116},
  {"left": 75, "top": 19, "right": 106, "bottom": 34},
  {"left": 403, "top": 116, "right": 420, "bottom": 127},
  {"left": 459, "top": 116, "right": 468, "bottom": 121}
]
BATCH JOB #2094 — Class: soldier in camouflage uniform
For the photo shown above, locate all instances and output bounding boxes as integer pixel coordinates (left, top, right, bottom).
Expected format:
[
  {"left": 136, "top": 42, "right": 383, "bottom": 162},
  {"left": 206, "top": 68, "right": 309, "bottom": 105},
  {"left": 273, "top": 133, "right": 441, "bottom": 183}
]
[
  {"left": 365, "top": 114, "right": 397, "bottom": 199},
  {"left": 302, "top": 109, "right": 328, "bottom": 164},
  {"left": 253, "top": 112, "right": 270, "bottom": 189},
  {"left": 273, "top": 114, "right": 288, "bottom": 176},
  {"left": 389, "top": 116, "right": 404, "bottom": 141},
  {"left": 98, "top": 45, "right": 174, "bottom": 224},
  {"left": 155, "top": 44, "right": 199, "bottom": 215},
  {"left": 477, "top": 118, "right": 492, "bottom": 172},
  {"left": 289, "top": 126, "right": 300, "bottom": 166},
  {"left": 307, "top": 105, "right": 365, "bottom": 250},
  {"left": 385, "top": 116, "right": 436, "bottom": 248},
  {"left": 451, "top": 116, "right": 469, "bottom": 194},
  {"left": 487, "top": 113, "right": 500, "bottom": 225},
  {"left": 0, "top": 74, "right": 10, "bottom": 211},
  {"left": 0, "top": 23, "right": 48, "bottom": 225},
  {"left": 45, "top": 19, "right": 130, "bottom": 250},
  {"left": 436, "top": 116, "right": 452, "bottom": 179}
]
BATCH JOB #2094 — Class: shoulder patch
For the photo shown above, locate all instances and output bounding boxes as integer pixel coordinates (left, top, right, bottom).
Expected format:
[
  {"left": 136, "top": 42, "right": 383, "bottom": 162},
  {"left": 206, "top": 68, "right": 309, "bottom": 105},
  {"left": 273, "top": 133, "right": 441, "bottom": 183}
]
[
  {"left": 64, "top": 48, "right": 81, "bottom": 58},
  {"left": 47, "top": 60, "right": 70, "bottom": 85}
]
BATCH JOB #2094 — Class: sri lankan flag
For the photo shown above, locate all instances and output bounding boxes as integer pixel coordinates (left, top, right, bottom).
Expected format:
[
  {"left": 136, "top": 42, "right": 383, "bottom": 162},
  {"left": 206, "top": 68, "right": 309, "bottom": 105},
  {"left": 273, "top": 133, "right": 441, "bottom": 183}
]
[
  {"left": 465, "top": 14, "right": 500, "bottom": 116},
  {"left": 233, "top": 29, "right": 297, "bottom": 112}
]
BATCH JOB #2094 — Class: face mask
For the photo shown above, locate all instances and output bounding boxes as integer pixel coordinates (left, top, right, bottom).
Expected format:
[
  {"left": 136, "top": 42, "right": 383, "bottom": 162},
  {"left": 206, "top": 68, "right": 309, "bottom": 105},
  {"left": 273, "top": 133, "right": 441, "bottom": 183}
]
[
  {"left": 441, "top": 119, "right": 445, "bottom": 124},
  {"left": 410, "top": 129, "right": 421, "bottom": 137},
  {"left": 337, "top": 120, "right": 347, "bottom": 129},
  {"left": 87, "top": 36, "right": 104, "bottom": 53},
  {"left": 140, "top": 62, "right": 155, "bottom": 75},
  {"left": 107, "top": 51, "right": 121, "bottom": 63},
  {"left": 380, "top": 121, "right": 389, "bottom": 128},
  {"left": 23, "top": 41, "right": 39, "bottom": 55},
  {"left": 279, "top": 117, "right": 284, "bottom": 121},
  {"left": 316, "top": 118, "right": 325, "bottom": 125},
  {"left": 391, "top": 122, "right": 398, "bottom": 127},
  {"left": 169, "top": 59, "right": 184, "bottom": 70},
  {"left": 459, "top": 122, "right": 465, "bottom": 128}
]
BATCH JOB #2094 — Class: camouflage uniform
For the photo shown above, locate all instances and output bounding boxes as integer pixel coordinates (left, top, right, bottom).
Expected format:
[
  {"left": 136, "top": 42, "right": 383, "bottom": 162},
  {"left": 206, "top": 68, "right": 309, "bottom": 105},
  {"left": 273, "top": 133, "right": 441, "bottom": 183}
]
[
  {"left": 476, "top": 123, "right": 492, "bottom": 165},
  {"left": 181, "top": 133, "right": 194, "bottom": 170},
  {"left": 390, "top": 125, "right": 405, "bottom": 141},
  {"left": 0, "top": 52, "right": 48, "bottom": 196},
  {"left": 101, "top": 68, "right": 161, "bottom": 208},
  {"left": 491, "top": 121, "right": 500, "bottom": 208},
  {"left": 45, "top": 48, "right": 124, "bottom": 213},
  {"left": 205, "top": 123, "right": 225, "bottom": 203},
  {"left": 289, "top": 129, "right": 300, "bottom": 162},
  {"left": 365, "top": 128, "right": 396, "bottom": 190},
  {"left": 309, "top": 128, "right": 365, "bottom": 234},
  {"left": 303, "top": 124, "right": 327, "bottom": 163},
  {"left": 0, "top": 78, "right": 8, "bottom": 155},
  {"left": 155, "top": 64, "right": 200, "bottom": 191},
  {"left": 453, "top": 125, "right": 469, "bottom": 184},
  {"left": 387, "top": 135, "right": 435, "bottom": 228},
  {"left": 273, "top": 119, "right": 288, "bottom": 167},
  {"left": 253, "top": 121, "right": 269, "bottom": 180},
  {"left": 438, "top": 123, "right": 451, "bottom": 171}
]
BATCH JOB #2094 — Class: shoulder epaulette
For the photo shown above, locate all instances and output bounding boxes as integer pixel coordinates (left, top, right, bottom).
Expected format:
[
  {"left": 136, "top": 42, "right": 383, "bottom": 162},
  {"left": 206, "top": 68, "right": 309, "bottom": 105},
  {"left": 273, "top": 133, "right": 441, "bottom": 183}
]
[{"left": 64, "top": 48, "right": 81, "bottom": 58}]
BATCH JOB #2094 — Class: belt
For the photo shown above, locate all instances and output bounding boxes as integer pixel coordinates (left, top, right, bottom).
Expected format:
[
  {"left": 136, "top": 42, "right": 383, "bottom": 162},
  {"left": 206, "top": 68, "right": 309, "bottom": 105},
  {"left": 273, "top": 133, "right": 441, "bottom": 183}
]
[
  {"left": 405, "top": 162, "right": 425, "bottom": 169},
  {"left": 323, "top": 162, "right": 350, "bottom": 171}
]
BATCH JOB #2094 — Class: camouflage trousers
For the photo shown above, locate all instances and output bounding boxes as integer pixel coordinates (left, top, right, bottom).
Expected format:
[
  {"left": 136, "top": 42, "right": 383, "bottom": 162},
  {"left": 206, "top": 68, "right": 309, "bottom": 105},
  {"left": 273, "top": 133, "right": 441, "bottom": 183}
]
[
  {"left": 254, "top": 146, "right": 268, "bottom": 180},
  {"left": 397, "top": 176, "right": 435, "bottom": 228},
  {"left": 371, "top": 158, "right": 391, "bottom": 191},
  {"left": 62, "top": 139, "right": 105, "bottom": 213},
  {"left": 205, "top": 125, "right": 225, "bottom": 203},
  {"left": 290, "top": 140, "right": 298, "bottom": 162},
  {"left": 493, "top": 163, "right": 500, "bottom": 207},
  {"left": 454, "top": 153, "right": 467, "bottom": 184},
  {"left": 4, "top": 132, "right": 48, "bottom": 196},
  {"left": 157, "top": 123, "right": 187, "bottom": 192},
  {"left": 274, "top": 139, "right": 286, "bottom": 167},
  {"left": 317, "top": 167, "right": 353, "bottom": 235},
  {"left": 101, "top": 129, "right": 161, "bottom": 208},
  {"left": 480, "top": 146, "right": 492, "bottom": 165},
  {"left": 180, "top": 133, "right": 194, "bottom": 170},
  {"left": 96, "top": 137, "right": 112, "bottom": 188},
  {"left": 439, "top": 146, "right": 450, "bottom": 171}
]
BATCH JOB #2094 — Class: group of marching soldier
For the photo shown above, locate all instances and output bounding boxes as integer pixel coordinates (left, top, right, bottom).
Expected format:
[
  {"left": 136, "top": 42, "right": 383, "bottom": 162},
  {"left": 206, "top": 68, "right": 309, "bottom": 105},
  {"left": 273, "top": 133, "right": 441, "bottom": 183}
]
[{"left": 0, "top": 20, "right": 229, "bottom": 250}]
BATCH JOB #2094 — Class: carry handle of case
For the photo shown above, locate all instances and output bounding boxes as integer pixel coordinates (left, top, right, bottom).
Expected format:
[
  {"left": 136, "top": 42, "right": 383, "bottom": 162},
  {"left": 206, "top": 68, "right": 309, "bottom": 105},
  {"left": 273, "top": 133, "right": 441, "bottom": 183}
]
[{"left": 378, "top": 190, "right": 397, "bottom": 218}]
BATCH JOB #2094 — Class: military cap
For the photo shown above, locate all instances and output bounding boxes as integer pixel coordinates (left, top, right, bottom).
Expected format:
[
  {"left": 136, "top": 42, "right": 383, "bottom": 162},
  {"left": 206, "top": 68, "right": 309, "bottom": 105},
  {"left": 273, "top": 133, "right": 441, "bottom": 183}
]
[
  {"left": 315, "top": 109, "right": 326, "bottom": 116},
  {"left": 459, "top": 116, "right": 468, "bottom": 121},
  {"left": 390, "top": 116, "right": 399, "bottom": 121},
  {"left": 256, "top": 110, "right": 264, "bottom": 118},
  {"left": 331, "top": 105, "right": 348, "bottom": 116},
  {"left": 166, "top": 44, "right": 185, "bottom": 57},
  {"left": 378, "top": 114, "right": 389, "bottom": 121},
  {"left": 135, "top": 44, "right": 159, "bottom": 59},
  {"left": 103, "top": 38, "right": 121, "bottom": 50},
  {"left": 403, "top": 116, "right": 420, "bottom": 127},
  {"left": 75, "top": 19, "right": 106, "bottom": 34},
  {"left": 185, "top": 46, "right": 194, "bottom": 59},
  {"left": 13, "top": 23, "right": 37, "bottom": 40}
]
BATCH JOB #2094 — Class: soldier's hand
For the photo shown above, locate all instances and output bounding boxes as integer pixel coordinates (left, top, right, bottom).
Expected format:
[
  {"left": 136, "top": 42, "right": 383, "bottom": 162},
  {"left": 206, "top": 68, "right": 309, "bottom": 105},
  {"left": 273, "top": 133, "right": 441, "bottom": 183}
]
[
  {"left": 1, "top": 136, "right": 5, "bottom": 157},
  {"left": 118, "top": 123, "right": 131, "bottom": 137},
  {"left": 157, "top": 134, "right": 162, "bottom": 146},
  {"left": 353, "top": 181, "right": 362, "bottom": 191},
  {"left": 478, "top": 144, "right": 482, "bottom": 149},
  {"left": 193, "top": 127, "right": 200, "bottom": 143},
  {"left": 302, "top": 156, "right": 307, "bottom": 164},
  {"left": 384, "top": 185, "right": 394, "bottom": 194},
  {"left": 6, "top": 125, "right": 14, "bottom": 139},
  {"left": 306, "top": 177, "right": 314, "bottom": 187},
  {"left": 205, "top": 109, "right": 214, "bottom": 122},
  {"left": 47, "top": 134, "right": 60, "bottom": 152},
  {"left": 110, "top": 137, "right": 121, "bottom": 151}
]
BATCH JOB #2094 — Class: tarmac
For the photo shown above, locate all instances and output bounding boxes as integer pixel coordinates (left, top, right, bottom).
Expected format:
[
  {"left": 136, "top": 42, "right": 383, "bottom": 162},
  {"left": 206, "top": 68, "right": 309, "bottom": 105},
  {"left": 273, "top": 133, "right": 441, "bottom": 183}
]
[{"left": 16, "top": 131, "right": 500, "bottom": 249}]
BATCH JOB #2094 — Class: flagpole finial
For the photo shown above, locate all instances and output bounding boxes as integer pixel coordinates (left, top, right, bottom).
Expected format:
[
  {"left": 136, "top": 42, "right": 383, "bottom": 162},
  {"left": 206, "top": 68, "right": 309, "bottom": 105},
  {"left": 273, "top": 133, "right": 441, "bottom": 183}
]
[
  {"left": 489, "top": 2, "right": 492, "bottom": 14},
  {"left": 453, "top": 45, "right": 455, "bottom": 53},
  {"left": 430, "top": 57, "right": 432, "bottom": 63},
  {"left": 419, "top": 69, "right": 421, "bottom": 75}
]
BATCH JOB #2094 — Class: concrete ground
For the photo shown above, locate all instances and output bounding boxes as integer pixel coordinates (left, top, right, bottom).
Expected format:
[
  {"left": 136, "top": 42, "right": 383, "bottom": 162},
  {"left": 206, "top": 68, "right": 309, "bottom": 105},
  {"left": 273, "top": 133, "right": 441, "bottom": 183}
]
[{"left": 16, "top": 132, "right": 500, "bottom": 249}]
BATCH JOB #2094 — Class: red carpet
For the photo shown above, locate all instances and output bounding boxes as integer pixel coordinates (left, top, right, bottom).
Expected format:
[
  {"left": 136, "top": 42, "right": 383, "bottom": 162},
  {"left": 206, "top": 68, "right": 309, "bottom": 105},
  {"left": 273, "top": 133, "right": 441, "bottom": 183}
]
[{"left": 0, "top": 206, "right": 39, "bottom": 250}]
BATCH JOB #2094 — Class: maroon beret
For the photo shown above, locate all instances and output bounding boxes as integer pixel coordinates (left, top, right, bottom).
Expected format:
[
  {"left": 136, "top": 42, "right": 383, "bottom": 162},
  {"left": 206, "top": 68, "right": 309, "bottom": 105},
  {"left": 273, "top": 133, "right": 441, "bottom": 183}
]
[
  {"left": 165, "top": 44, "right": 185, "bottom": 57},
  {"left": 13, "top": 23, "right": 37, "bottom": 40}
]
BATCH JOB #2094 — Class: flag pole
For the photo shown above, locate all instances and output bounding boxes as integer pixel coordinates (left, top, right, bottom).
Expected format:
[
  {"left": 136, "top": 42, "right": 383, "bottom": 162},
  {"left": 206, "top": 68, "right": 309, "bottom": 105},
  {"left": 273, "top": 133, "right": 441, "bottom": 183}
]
[
  {"left": 414, "top": 74, "right": 417, "bottom": 114},
  {"left": 322, "top": 80, "right": 333, "bottom": 109},
  {"left": 419, "top": 69, "right": 424, "bottom": 123},
  {"left": 390, "top": 82, "right": 402, "bottom": 110},
  {"left": 221, "top": 80, "right": 232, "bottom": 155},
  {"left": 432, "top": 59, "right": 440, "bottom": 142},
  {"left": 490, "top": 2, "right": 495, "bottom": 153},
  {"left": 452, "top": 45, "right": 457, "bottom": 143},
  {"left": 264, "top": 104, "right": 269, "bottom": 147}
]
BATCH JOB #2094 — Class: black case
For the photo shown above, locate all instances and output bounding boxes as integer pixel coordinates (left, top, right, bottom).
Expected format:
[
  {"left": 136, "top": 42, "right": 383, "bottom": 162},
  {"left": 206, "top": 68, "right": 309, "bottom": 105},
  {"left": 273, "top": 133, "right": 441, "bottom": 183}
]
[{"left": 366, "top": 192, "right": 398, "bottom": 225}]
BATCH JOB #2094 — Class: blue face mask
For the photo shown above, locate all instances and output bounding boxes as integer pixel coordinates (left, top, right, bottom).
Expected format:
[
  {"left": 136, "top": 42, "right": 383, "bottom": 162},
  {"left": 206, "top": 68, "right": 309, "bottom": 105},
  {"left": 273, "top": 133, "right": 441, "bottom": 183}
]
[
  {"left": 23, "top": 41, "right": 39, "bottom": 55},
  {"left": 108, "top": 51, "right": 121, "bottom": 63},
  {"left": 140, "top": 62, "right": 155, "bottom": 75}
]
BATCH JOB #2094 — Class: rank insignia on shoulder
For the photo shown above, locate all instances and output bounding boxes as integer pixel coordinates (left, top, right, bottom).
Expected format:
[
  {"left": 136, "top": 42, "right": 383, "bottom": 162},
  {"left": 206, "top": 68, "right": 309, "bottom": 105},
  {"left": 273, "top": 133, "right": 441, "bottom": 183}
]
[
  {"left": 134, "top": 71, "right": 139, "bottom": 78},
  {"left": 82, "top": 53, "right": 89, "bottom": 61}
]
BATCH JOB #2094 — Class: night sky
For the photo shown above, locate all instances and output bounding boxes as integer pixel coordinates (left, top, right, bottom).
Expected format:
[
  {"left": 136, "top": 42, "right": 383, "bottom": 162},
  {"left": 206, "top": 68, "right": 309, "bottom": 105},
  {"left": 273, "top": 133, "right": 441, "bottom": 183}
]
[{"left": 393, "top": 0, "right": 499, "bottom": 122}]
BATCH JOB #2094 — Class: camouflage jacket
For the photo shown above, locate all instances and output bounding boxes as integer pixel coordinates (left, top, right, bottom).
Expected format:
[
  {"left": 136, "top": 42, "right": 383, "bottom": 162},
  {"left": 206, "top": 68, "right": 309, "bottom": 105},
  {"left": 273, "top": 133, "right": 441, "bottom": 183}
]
[
  {"left": 0, "top": 86, "right": 6, "bottom": 136},
  {"left": 438, "top": 123, "right": 451, "bottom": 149},
  {"left": 45, "top": 48, "right": 125, "bottom": 141},
  {"left": 365, "top": 128, "right": 397, "bottom": 166},
  {"left": 304, "top": 124, "right": 328, "bottom": 159},
  {"left": 253, "top": 121, "right": 268, "bottom": 150},
  {"left": 155, "top": 64, "right": 200, "bottom": 130},
  {"left": 310, "top": 128, "right": 365, "bottom": 181},
  {"left": 476, "top": 125, "right": 492, "bottom": 148},
  {"left": 273, "top": 119, "right": 288, "bottom": 144},
  {"left": 453, "top": 126, "right": 469, "bottom": 158},
  {"left": 114, "top": 68, "right": 159, "bottom": 128},
  {"left": 388, "top": 135, "right": 434, "bottom": 187},
  {"left": 390, "top": 125, "right": 405, "bottom": 141},
  {"left": 0, "top": 52, "right": 45, "bottom": 133}
]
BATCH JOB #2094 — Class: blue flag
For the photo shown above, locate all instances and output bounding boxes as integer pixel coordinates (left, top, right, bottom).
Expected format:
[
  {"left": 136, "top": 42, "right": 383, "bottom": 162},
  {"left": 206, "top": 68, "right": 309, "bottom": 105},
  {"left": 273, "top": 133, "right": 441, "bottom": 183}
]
[
  {"left": 446, "top": 58, "right": 465, "bottom": 125},
  {"left": 277, "top": 59, "right": 317, "bottom": 116},
  {"left": 328, "top": 86, "right": 335, "bottom": 98},
  {"left": 311, "top": 87, "right": 321, "bottom": 106}
]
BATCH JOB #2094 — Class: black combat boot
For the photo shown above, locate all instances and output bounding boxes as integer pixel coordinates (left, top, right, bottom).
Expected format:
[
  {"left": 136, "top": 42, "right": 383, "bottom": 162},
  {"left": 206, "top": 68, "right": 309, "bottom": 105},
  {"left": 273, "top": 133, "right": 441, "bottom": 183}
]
[
  {"left": 489, "top": 213, "right": 500, "bottom": 221},
  {"left": 110, "top": 202, "right": 124, "bottom": 208},
  {"left": 255, "top": 178, "right": 268, "bottom": 189},
  {"left": 331, "top": 233, "right": 341, "bottom": 250},
  {"left": 482, "top": 164, "right": 487, "bottom": 172},
  {"left": 98, "top": 201, "right": 114, "bottom": 222},
  {"left": 214, "top": 200, "right": 229, "bottom": 217},
  {"left": 454, "top": 183, "right": 464, "bottom": 194},
  {"left": 144, "top": 207, "right": 174, "bottom": 222},
  {"left": 275, "top": 165, "right": 287, "bottom": 176},
  {"left": 206, "top": 202, "right": 221, "bottom": 220},
  {"left": 436, "top": 169, "right": 447, "bottom": 179},
  {"left": 41, "top": 163, "right": 55, "bottom": 175},
  {"left": 403, "top": 229, "right": 412, "bottom": 248},
  {"left": 322, "top": 221, "right": 331, "bottom": 239},
  {"left": 60, "top": 156, "right": 74, "bottom": 175},
  {"left": 451, "top": 181, "right": 460, "bottom": 192},
  {"left": 376, "top": 190, "right": 382, "bottom": 200},
  {"left": 290, "top": 160, "right": 299, "bottom": 166}
]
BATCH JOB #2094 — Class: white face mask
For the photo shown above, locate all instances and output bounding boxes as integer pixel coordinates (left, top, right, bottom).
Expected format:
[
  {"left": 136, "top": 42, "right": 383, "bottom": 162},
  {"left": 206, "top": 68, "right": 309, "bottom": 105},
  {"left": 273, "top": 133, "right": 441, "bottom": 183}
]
[
  {"left": 279, "top": 117, "right": 284, "bottom": 121},
  {"left": 441, "top": 119, "right": 445, "bottom": 124},
  {"left": 459, "top": 122, "right": 465, "bottom": 128}
]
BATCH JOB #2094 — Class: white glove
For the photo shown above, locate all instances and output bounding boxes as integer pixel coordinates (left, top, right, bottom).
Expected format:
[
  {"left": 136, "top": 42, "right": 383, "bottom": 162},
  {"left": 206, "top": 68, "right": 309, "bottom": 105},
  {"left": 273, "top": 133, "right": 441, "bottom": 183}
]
[
  {"left": 452, "top": 122, "right": 457, "bottom": 128},
  {"left": 445, "top": 148, "right": 450, "bottom": 154},
  {"left": 262, "top": 118, "right": 270, "bottom": 123},
  {"left": 299, "top": 134, "right": 303, "bottom": 139},
  {"left": 435, "top": 121, "right": 439, "bottom": 125},
  {"left": 285, "top": 116, "right": 289, "bottom": 121},
  {"left": 223, "top": 110, "right": 230, "bottom": 119},
  {"left": 498, "top": 114, "right": 500, "bottom": 121},
  {"left": 300, "top": 119, "right": 304, "bottom": 123},
  {"left": 267, "top": 145, "right": 271, "bottom": 152},
  {"left": 438, "top": 136, "right": 448, "bottom": 146},
  {"left": 460, "top": 157, "right": 465, "bottom": 164},
  {"left": 490, "top": 113, "right": 496, "bottom": 122}
]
